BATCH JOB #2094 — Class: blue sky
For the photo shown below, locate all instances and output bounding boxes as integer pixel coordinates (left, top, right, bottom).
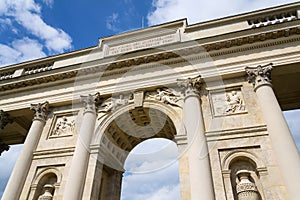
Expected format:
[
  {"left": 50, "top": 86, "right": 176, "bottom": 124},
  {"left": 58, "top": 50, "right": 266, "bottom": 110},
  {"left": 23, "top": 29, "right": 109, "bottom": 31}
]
[{"left": 0, "top": 0, "right": 300, "bottom": 199}]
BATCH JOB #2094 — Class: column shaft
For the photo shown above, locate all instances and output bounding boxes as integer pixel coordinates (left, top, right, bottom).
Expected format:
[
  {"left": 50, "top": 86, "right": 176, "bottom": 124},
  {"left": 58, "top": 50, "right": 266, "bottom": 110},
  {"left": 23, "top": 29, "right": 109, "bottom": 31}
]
[
  {"left": 184, "top": 94, "right": 215, "bottom": 200},
  {"left": 178, "top": 75, "right": 215, "bottom": 200},
  {"left": 246, "top": 64, "right": 300, "bottom": 200},
  {"left": 256, "top": 85, "right": 300, "bottom": 199},
  {"left": 63, "top": 93, "right": 100, "bottom": 200},
  {"left": 2, "top": 102, "right": 49, "bottom": 200}
]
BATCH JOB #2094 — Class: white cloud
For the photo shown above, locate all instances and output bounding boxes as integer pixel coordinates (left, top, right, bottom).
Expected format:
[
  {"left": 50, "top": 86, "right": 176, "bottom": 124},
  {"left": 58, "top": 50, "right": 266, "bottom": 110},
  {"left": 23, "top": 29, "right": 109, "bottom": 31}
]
[
  {"left": 147, "top": 0, "right": 299, "bottom": 26},
  {"left": 0, "top": 144, "right": 23, "bottom": 197},
  {"left": 283, "top": 110, "right": 300, "bottom": 151},
  {"left": 106, "top": 13, "right": 120, "bottom": 32},
  {"left": 0, "top": 0, "right": 72, "bottom": 66},
  {"left": 41, "top": 0, "right": 54, "bottom": 8},
  {"left": 121, "top": 139, "right": 180, "bottom": 200},
  {"left": 0, "top": 38, "right": 46, "bottom": 66}
]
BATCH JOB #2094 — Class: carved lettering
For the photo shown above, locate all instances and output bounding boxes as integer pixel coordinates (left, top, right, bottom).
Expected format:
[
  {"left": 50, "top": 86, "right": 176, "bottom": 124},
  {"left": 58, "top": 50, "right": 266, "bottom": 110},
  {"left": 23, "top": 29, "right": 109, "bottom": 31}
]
[{"left": 107, "top": 34, "right": 178, "bottom": 56}]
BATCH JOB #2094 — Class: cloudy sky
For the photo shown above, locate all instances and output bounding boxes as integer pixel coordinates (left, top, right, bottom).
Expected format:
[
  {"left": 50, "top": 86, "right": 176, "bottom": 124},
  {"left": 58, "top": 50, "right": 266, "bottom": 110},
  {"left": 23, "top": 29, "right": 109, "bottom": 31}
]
[{"left": 0, "top": 0, "right": 300, "bottom": 199}]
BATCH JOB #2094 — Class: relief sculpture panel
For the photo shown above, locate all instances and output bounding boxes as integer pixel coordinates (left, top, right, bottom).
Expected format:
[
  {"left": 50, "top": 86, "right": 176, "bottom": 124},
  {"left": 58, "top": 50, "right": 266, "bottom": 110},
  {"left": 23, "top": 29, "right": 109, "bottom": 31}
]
[
  {"left": 49, "top": 115, "right": 76, "bottom": 138},
  {"left": 210, "top": 88, "right": 247, "bottom": 117}
]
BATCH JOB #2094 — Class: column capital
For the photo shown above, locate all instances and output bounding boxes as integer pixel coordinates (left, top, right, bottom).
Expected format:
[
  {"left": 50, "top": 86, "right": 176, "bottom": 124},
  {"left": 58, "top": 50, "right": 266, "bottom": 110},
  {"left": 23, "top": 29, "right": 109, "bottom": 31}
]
[
  {"left": 30, "top": 101, "right": 50, "bottom": 122},
  {"left": 0, "top": 139, "right": 9, "bottom": 156},
  {"left": 80, "top": 92, "right": 102, "bottom": 114},
  {"left": 245, "top": 63, "right": 273, "bottom": 91},
  {"left": 0, "top": 110, "right": 13, "bottom": 130},
  {"left": 177, "top": 75, "right": 202, "bottom": 97}
]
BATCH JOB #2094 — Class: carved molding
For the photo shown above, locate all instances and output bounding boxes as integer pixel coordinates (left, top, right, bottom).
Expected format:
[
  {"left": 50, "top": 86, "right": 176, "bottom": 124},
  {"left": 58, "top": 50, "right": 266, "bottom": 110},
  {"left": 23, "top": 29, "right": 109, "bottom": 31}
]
[
  {"left": 0, "top": 110, "right": 13, "bottom": 130},
  {"left": 177, "top": 75, "right": 202, "bottom": 97},
  {"left": 30, "top": 101, "right": 50, "bottom": 122},
  {"left": 80, "top": 92, "right": 102, "bottom": 114},
  {"left": 245, "top": 63, "right": 273, "bottom": 91}
]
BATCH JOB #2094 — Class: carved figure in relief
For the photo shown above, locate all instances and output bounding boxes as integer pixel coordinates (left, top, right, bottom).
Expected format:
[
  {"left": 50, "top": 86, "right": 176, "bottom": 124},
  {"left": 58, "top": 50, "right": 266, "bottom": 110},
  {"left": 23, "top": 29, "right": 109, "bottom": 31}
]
[
  {"left": 99, "top": 94, "right": 132, "bottom": 113},
  {"left": 52, "top": 116, "right": 75, "bottom": 136},
  {"left": 225, "top": 91, "right": 245, "bottom": 114},
  {"left": 147, "top": 88, "right": 181, "bottom": 107}
]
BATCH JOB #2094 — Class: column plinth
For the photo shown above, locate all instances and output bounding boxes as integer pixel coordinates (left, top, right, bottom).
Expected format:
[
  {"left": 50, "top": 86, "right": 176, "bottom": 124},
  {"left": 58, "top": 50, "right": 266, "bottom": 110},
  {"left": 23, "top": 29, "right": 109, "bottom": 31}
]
[
  {"left": 246, "top": 64, "right": 300, "bottom": 200},
  {"left": 63, "top": 92, "right": 101, "bottom": 200},
  {"left": 177, "top": 75, "right": 215, "bottom": 200},
  {"left": 2, "top": 101, "right": 49, "bottom": 200}
]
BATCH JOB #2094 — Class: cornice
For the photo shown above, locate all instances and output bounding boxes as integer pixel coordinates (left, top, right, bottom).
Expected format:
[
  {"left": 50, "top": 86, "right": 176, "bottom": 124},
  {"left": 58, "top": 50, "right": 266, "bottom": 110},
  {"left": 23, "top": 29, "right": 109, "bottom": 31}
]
[{"left": 1, "top": 23, "right": 300, "bottom": 92}]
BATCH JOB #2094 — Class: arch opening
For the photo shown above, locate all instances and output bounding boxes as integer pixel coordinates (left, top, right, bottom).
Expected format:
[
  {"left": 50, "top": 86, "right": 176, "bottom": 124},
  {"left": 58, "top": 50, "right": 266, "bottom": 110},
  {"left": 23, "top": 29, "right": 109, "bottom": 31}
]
[
  {"left": 96, "top": 105, "right": 180, "bottom": 200},
  {"left": 121, "top": 138, "right": 180, "bottom": 200}
]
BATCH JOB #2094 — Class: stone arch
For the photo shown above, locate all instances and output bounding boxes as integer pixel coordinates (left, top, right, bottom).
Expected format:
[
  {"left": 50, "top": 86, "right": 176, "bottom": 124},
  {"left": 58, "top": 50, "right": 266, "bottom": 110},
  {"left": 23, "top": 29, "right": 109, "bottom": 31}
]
[
  {"left": 93, "top": 100, "right": 185, "bottom": 145},
  {"left": 90, "top": 100, "right": 184, "bottom": 200},
  {"left": 222, "top": 150, "right": 265, "bottom": 171},
  {"left": 29, "top": 167, "right": 61, "bottom": 200}
]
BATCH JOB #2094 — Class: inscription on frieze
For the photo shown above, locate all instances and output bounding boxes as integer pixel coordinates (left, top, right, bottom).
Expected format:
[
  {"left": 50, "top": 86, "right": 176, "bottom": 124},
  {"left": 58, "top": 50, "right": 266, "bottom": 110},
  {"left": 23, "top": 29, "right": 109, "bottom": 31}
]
[{"left": 106, "top": 33, "right": 179, "bottom": 56}]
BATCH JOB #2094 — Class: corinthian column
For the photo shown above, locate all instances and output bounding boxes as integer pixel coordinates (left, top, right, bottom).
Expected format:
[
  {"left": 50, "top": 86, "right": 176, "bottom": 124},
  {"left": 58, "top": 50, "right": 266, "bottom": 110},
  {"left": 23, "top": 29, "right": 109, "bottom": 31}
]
[
  {"left": 177, "top": 75, "right": 215, "bottom": 200},
  {"left": 63, "top": 92, "right": 101, "bottom": 200},
  {"left": 246, "top": 63, "right": 300, "bottom": 200},
  {"left": 2, "top": 101, "right": 49, "bottom": 200}
]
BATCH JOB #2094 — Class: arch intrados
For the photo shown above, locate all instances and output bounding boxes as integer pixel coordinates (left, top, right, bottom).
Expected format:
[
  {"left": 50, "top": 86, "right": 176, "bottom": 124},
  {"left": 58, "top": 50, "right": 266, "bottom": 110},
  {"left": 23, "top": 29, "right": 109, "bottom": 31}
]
[
  {"left": 32, "top": 167, "right": 61, "bottom": 186},
  {"left": 93, "top": 101, "right": 185, "bottom": 145},
  {"left": 222, "top": 150, "right": 265, "bottom": 170}
]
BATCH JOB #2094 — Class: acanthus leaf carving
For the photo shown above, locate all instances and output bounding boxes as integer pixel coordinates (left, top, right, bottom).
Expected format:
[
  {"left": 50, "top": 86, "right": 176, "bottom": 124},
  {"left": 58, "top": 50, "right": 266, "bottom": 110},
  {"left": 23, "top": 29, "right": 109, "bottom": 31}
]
[
  {"left": 177, "top": 75, "right": 202, "bottom": 96},
  {"left": 0, "top": 139, "right": 10, "bottom": 156},
  {"left": 30, "top": 101, "right": 50, "bottom": 121},
  {"left": 0, "top": 110, "right": 13, "bottom": 130},
  {"left": 80, "top": 92, "right": 102, "bottom": 113},
  {"left": 245, "top": 63, "right": 273, "bottom": 90}
]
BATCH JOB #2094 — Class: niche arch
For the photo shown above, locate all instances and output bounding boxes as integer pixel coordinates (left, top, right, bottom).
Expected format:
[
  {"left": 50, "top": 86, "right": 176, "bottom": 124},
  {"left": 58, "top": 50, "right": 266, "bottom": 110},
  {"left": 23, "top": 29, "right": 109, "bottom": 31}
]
[
  {"left": 221, "top": 150, "right": 267, "bottom": 200},
  {"left": 29, "top": 167, "right": 62, "bottom": 200}
]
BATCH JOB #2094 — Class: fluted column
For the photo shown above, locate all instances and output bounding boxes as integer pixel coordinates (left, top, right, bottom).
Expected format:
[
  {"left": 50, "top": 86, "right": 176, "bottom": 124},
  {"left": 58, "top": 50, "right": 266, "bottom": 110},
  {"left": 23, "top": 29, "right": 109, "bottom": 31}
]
[
  {"left": 177, "top": 75, "right": 215, "bottom": 200},
  {"left": 63, "top": 93, "right": 101, "bottom": 200},
  {"left": 2, "top": 101, "right": 49, "bottom": 200},
  {"left": 246, "top": 63, "right": 300, "bottom": 200}
]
